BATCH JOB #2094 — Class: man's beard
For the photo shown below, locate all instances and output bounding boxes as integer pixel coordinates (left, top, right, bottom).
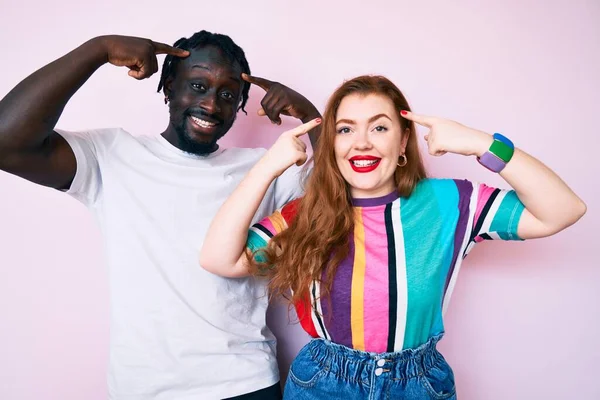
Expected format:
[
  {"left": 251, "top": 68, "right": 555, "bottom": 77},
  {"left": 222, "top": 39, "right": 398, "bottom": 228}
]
[{"left": 174, "top": 121, "right": 224, "bottom": 155}]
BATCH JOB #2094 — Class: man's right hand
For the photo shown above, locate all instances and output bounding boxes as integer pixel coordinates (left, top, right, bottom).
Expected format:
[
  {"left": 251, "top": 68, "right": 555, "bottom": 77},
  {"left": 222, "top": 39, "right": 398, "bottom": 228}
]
[
  {"left": 0, "top": 34, "right": 189, "bottom": 190},
  {"left": 97, "top": 35, "right": 190, "bottom": 80}
]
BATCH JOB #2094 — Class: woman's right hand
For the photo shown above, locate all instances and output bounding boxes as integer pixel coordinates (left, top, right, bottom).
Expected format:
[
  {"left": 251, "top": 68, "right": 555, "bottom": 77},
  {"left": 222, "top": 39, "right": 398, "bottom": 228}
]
[{"left": 258, "top": 117, "right": 321, "bottom": 178}]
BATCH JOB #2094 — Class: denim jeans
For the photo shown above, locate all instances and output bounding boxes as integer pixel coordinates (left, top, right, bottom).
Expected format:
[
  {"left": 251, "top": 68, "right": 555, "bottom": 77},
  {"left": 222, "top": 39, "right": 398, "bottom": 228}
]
[{"left": 283, "top": 335, "right": 456, "bottom": 399}]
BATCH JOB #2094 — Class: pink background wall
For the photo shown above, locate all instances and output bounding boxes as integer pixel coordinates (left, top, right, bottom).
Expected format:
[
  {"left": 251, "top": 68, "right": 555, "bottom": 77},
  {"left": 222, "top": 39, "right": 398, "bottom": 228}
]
[{"left": 1, "top": 1, "right": 598, "bottom": 399}]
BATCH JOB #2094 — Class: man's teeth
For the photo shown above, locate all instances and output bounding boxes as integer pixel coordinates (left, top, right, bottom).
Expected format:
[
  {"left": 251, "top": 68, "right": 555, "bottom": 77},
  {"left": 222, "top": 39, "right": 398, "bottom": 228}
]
[
  {"left": 190, "top": 116, "right": 216, "bottom": 128},
  {"left": 352, "top": 159, "right": 379, "bottom": 167}
]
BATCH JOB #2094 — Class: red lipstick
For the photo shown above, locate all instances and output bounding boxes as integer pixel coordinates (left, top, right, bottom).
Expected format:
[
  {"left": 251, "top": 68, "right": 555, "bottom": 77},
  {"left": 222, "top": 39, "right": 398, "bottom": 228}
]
[{"left": 348, "top": 155, "right": 381, "bottom": 173}]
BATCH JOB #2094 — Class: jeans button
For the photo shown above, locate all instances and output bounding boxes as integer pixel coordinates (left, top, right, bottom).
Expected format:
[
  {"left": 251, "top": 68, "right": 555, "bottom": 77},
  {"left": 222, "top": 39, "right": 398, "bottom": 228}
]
[
  {"left": 377, "top": 359, "right": 385, "bottom": 367},
  {"left": 375, "top": 368, "right": 383, "bottom": 376}
]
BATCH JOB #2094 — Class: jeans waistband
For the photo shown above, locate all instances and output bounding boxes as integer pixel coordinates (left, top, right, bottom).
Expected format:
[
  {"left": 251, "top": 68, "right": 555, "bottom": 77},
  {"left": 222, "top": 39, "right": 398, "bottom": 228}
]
[{"left": 305, "top": 334, "right": 444, "bottom": 382}]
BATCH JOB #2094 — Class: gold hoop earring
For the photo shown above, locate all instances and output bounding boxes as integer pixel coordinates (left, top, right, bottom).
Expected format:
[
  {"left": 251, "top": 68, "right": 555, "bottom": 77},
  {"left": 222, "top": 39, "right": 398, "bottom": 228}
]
[{"left": 397, "top": 154, "right": 407, "bottom": 167}]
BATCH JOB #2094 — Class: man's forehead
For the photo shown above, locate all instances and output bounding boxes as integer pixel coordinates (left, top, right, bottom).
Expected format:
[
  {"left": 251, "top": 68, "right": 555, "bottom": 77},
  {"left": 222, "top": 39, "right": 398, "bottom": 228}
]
[{"left": 182, "top": 46, "right": 241, "bottom": 71}]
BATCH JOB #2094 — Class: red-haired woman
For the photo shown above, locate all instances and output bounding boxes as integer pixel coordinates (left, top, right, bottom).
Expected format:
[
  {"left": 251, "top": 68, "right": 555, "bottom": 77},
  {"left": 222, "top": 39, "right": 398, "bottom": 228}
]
[{"left": 200, "top": 76, "right": 585, "bottom": 399}]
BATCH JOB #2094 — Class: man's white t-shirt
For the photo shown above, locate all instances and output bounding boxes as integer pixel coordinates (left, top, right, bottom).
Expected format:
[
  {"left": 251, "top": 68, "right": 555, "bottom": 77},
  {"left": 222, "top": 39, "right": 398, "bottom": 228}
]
[{"left": 57, "top": 128, "right": 304, "bottom": 400}]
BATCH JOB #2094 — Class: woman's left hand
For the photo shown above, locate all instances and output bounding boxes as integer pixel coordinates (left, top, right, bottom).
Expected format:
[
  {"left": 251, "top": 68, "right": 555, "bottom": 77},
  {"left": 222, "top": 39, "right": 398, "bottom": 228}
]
[{"left": 400, "top": 110, "right": 493, "bottom": 157}]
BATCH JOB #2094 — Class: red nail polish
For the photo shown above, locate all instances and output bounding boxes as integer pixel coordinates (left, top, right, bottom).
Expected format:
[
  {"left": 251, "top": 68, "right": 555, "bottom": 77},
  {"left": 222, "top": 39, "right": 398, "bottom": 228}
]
[
  {"left": 316, "top": 118, "right": 322, "bottom": 123},
  {"left": 401, "top": 110, "right": 407, "bottom": 115}
]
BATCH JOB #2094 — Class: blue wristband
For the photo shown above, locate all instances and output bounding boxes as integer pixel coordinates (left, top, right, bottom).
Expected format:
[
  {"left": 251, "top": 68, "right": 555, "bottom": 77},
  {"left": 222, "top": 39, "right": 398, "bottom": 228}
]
[{"left": 493, "top": 133, "right": 514, "bottom": 149}]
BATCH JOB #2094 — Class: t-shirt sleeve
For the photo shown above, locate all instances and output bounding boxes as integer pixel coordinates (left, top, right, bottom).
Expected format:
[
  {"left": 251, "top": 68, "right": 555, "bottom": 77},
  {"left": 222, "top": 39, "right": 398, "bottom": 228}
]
[
  {"left": 55, "top": 128, "right": 119, "bottom": 206},
  {"left": 272, "top": 163, "right": 309, "bottom": 209},
  {"left": 468, "top": 182, "right": 526, "bottom": 244},
  {"left": 246, "top": 198, "right": 301, "bottom": 262}
]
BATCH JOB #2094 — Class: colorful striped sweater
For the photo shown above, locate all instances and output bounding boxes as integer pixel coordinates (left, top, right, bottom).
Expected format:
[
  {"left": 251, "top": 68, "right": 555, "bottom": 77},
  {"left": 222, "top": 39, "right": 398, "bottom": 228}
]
[{"left": 247, "top": 178, "right": 525, "bottom": 352}]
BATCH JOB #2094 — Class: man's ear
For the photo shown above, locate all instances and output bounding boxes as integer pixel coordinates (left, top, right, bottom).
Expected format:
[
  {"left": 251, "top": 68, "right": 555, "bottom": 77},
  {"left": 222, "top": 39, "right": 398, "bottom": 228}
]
[{"left": 163, "top": 76, "right": 175, "bottom": 100}]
